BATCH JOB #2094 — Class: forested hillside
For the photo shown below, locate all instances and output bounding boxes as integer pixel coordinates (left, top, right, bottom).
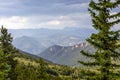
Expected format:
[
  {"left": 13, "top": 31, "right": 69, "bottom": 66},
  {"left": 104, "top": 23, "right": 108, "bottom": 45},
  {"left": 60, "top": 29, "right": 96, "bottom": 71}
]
[
  {"left": 0, "top": 26, "right": 83, "bottom": 80},
  {"left": 0, "top": 0, "right": 119, "bottom": 80},
  {"left": 0, "top": 26, "right": 119, "bottom": 80}
]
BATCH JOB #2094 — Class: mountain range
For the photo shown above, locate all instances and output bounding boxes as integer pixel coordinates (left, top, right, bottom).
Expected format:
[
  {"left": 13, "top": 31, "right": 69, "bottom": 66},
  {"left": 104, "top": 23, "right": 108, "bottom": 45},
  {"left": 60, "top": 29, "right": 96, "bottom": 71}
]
[
  {"left": 9, "top": 27, "right": 96, "bottom": 55},
  {"left": 9, "top": 27, "right": 119, "bottom": 67},
  {"left": 39, "top": 42, "right": 95, "bottom": 67}
]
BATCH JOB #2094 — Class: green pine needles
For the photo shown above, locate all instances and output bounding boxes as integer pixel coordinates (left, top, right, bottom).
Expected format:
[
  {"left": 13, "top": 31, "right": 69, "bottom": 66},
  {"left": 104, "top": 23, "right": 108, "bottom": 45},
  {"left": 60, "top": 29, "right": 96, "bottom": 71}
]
[
  {"left": 0, "top": 26, "right": 17, "bottom": 80},
  {"left": 79, "top": 0, "right": 120, "bottom": 80}
]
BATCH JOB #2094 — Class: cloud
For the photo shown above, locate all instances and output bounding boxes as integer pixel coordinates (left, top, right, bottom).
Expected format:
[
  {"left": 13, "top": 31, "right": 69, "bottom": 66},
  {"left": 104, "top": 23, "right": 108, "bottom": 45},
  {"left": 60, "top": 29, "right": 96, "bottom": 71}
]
[
  {"left": 0, "top": 0, "right": 119, "bottom": 30},
  {"left": 0, "top": 0, "right": 89, "bottom": 16},
  {"left": 0, "top": 16, "right": 28, "bottom": 29},
  {"left": 0, "top": 1, "right": 92, "bottom": 29},
  {"left": 0, "top": 11, "right": 92, "bottom": 29}
]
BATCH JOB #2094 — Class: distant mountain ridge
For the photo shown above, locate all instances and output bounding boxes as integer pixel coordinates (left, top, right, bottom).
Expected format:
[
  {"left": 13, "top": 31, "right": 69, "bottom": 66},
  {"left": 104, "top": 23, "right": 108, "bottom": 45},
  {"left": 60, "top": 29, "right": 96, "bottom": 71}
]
[
  {"left": 12, "top": 35, "right": 83, "bottom": 55},
  {"left": 39, "top": 42, "right": 94, "bottom": 67},
  {"left": 13, "top": 36, "right": 48, "bottom": 55},
  {"left": 9, "top": 27, "right": 96, "bottom": 39},
  {"left": 11, "top": 27, "right": 96, "bottom": 55}
]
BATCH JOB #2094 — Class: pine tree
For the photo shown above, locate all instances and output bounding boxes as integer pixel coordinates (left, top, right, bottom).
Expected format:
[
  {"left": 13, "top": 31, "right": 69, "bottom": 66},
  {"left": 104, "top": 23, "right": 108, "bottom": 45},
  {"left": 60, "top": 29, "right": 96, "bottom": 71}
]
[
  {"left": 79, "top": 0, "right": 120, "bottom": 80},
  {"left": 0, "top": 26, "right": 18, "bottom": 80},
  {"left": 0, "top": 48, "right": 10, "bottom": 80}
]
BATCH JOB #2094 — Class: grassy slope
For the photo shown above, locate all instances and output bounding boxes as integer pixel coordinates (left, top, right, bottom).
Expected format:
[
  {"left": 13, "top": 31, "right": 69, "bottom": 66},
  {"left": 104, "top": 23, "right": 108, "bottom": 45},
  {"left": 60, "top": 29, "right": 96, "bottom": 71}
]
[
  {"left": 15, "top": 51, "right": 83, "bottom": 80},
  {"left": 15, "top": 45, "right": 120, "bottom": 80}
]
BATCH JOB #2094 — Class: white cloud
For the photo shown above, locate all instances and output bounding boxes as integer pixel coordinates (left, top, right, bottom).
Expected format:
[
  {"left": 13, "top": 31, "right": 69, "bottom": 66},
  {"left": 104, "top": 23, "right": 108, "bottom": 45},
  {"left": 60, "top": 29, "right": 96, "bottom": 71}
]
[
  {"left": 36, "top": 12, "right": 91, "bottom": 29},
  {"left": 0, "top": 1, "right": 92, "bottom": 29},
  {"left": 0, "top": 16, "right": 28, "bottom": 29},
  {"left": 0, "top": 0, "right": 119, "bottom": 30},
  {"left": 47, "top": 20, "right": 61, "bottom": 25},
  {"left": 0, "top": 11, "right": 92, "bottom": 29},
  {"left": 1, "top": 10, "right": 119, "bottom": 30},
  {"left": 38, "top": 20, "right": 62, "bottom": 29}
]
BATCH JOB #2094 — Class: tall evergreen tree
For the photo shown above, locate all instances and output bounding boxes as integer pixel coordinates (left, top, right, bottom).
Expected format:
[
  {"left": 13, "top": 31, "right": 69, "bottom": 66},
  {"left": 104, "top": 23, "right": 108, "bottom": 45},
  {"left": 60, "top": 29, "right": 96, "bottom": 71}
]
[
  {"left": 79, "top": 0, "right": 120, "bottom": 80},
  {"left": 0, "top": 26, "right": 17, "bottom": 80},
  {"left": 0, "top": 48, "right": 10, "bottom": 80}
]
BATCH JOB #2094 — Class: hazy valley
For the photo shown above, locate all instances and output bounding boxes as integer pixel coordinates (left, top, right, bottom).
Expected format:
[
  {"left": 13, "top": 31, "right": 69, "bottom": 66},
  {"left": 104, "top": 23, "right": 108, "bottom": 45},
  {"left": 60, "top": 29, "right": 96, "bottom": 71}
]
[
  {"left": 8, "top": 27, "right": 96, "bottom": 66},
  {"left": 10, "top": 27, "right": 96, "bottom": 55}
]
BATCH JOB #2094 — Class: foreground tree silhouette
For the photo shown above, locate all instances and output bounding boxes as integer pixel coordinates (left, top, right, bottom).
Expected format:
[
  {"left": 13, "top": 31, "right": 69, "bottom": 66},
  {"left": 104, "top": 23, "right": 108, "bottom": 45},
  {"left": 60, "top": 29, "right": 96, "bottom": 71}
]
[
  {"left": 79, "top": 0, "right": 120, "bottom": 80},
  {"left": 0, "top": 26, "right": 17, "bottom": 80}
]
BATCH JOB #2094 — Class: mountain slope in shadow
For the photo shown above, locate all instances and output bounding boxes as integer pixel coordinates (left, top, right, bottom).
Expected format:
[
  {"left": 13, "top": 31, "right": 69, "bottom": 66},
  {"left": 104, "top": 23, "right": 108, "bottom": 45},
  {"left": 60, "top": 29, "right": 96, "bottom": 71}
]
[{"left": 39, "top": 42, "right": 95, "bottom": 67}]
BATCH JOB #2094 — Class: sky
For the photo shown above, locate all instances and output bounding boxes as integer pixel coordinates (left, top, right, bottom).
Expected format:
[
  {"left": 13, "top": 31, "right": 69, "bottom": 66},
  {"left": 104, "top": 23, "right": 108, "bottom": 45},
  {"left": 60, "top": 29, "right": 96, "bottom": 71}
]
[{"left": 0, "top": 0, "right": 119, "bottom": 29}]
